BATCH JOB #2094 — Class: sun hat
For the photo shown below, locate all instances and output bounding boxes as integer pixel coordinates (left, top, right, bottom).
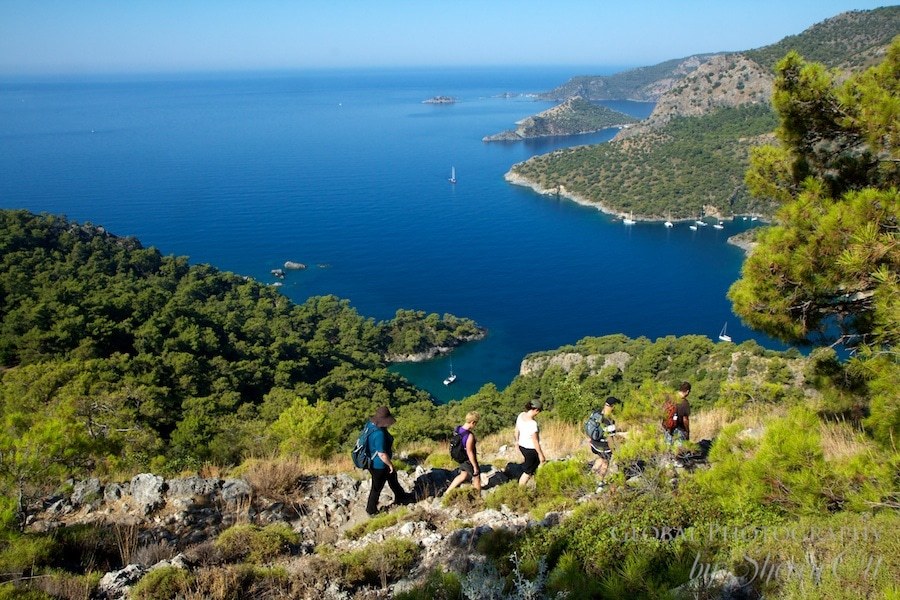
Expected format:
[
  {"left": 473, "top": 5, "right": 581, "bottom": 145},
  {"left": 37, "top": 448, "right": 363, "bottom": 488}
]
[
  {"left": 528, "top": 399, "right": 543, "bottom": 411},
  {"left": 372, "top": 406, "right": 396, "bottom": 427}
]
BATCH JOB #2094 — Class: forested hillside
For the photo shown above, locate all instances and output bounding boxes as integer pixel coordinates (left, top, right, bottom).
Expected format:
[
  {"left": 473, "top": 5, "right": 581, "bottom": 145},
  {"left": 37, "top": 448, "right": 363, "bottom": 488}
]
[
  {"left": 510, "top": 7, "right": 900, "bottom": 220},
  {"left": 511, "top": 104, "right": 778, "bottom": 219},
  {"left": 0, "top": 210, "right": 483, "bottom": 471}
]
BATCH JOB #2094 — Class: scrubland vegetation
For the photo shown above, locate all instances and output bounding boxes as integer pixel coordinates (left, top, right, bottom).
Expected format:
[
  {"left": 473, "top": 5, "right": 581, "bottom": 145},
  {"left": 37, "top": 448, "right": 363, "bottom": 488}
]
[{"left": 0, "top": 37, "right": 897, "bottom": 600}]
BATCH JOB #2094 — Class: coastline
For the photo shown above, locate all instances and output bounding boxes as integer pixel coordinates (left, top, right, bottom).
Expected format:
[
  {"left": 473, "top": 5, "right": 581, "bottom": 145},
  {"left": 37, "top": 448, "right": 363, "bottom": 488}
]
[
  {"left": 504, "top": 169, "right": 765, "bottom": 254},
  {"left": 504, "top": 169, "right": 638, "bottom": 221}
]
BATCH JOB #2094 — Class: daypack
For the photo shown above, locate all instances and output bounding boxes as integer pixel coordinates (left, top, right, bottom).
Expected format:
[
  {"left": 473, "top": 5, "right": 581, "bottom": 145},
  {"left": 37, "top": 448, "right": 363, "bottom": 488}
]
[
  {"left": 585, "top": 409, "right": 605, "bottom": 442},
  {"left": 449, "top": 426, "right": 469, "bottom": 463},
  {"left": 351, "top": 422, "right": 376, "bottom": 469},
  {"left": 661, "top": 395, "right": 678, "bottom": 432}
]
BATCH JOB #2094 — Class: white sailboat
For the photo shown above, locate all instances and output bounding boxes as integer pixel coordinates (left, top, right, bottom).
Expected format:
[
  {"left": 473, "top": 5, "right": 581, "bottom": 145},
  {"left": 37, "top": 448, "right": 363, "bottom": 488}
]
[
  {"left": 718, "top": 322, "right": 733, "bottom": 342},
  {"left": 664, "top": 212, "right": 673, "bottom": 227},
  {"left": 443, "top": 357, "right": 457, "bottom": 385},
  {"left": 623, "top": 211, "right": 636, "bottom": 225},
  {"left": 448, "top": 166, "right": 457, "bottom": 184},
  {"left": 713, "top": 220, "right": 724, "bottom": 230}
]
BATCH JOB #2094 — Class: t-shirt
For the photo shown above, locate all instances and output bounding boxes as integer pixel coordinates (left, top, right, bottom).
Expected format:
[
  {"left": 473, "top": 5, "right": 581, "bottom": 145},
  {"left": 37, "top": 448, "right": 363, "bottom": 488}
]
[
  {"left": 368, "top": 424, "right": 393, "bottom": 469},
  {"left": 674, "top": 399, "right": 691, "bottom": 432},
  {"left": 516, "top": 412, "right": 539, "bottom": 449}
]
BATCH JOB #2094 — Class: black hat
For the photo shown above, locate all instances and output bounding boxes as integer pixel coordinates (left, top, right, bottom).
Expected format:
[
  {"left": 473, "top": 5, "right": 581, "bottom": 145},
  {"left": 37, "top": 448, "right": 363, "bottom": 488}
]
[
  {"left": 604, "top": 396, "right": 621, "bottom": 406},
  {"left": 372, "top": 406, "right": 396, "bottom": 427}
]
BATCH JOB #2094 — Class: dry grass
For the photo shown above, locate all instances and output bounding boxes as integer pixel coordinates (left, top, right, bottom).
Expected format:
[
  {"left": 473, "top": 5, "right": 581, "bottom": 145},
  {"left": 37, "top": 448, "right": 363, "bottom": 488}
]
[
  {"left": 476, "top": 418, "right": 589, "bottom": 462},
  {"left": 241, "top": 457, "right": 305, "bottom": 499},
  {"left": 690, "top": 407, "right": 732, "bottom": 441},
  {"left": 820, "top": 419, "right": 872, "bottom": 462}
]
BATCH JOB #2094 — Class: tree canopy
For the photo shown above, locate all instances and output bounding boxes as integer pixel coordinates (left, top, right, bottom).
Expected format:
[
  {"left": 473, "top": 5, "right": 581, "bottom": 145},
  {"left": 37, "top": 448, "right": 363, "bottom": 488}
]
[
  {"left": 730, "top": 41, "right": 899, "bottom": 348},
  {"left": 729, "top": 40, "right": 899, "bottom": 445}
]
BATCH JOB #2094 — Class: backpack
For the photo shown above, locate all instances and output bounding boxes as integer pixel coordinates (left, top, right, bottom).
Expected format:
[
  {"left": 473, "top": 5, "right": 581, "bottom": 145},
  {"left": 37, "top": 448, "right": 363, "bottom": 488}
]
[
  {"left": 351, "top": 422, "right": 375, "bottom": 469},
  {"left": 585, "top": 409, "right": 605, "bottom": 442},
  {"left": 661, "top": 395, "right": 678, "bottom": 432},
  {"left": 449, "top": 426, "right": 469, "bottom": 463}
]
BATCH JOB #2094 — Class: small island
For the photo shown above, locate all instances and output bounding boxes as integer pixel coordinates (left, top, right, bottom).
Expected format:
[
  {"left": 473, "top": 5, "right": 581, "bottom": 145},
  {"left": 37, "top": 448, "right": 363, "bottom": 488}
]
[
  {"left": 423, "top": 95, "right": 456, "bottom": 104},
  {"left": 483, "top": 96, "right": 637, "bottom": 142}
]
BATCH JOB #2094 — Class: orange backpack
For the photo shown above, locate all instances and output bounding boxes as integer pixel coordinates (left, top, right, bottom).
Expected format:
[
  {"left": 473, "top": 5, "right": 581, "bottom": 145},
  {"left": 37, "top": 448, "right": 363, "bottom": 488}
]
[{"left": 661, "top": 395, "right": 678, "bottom": 432}]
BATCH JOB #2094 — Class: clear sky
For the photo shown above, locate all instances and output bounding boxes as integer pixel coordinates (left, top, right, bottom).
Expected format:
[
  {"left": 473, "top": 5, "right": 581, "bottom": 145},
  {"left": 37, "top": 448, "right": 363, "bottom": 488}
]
[{"left": 0, "top": 1, "right": 893, "bottom": 75}]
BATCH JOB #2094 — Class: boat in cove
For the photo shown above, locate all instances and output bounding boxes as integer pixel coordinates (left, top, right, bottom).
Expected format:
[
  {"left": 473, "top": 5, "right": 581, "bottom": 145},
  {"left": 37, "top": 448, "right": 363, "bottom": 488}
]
[
  {"left": 718, "top": 322, "right": 733, "bottom": 342},
  {"left": 623, "top": 211, "right": 636, "bottom": 225},
  {"left": 443, "top": 357, "right": 457, "bottom": 385}
]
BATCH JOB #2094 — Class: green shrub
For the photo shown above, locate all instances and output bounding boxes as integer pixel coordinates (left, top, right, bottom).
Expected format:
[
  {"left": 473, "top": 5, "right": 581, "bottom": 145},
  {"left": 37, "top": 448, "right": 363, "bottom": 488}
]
[
  {"left": 0, "top": 532, "right": 55, "bottom": 576},
  {"left": 345, "top": 508, "right": 409, "bottom": 541},
  {"left": 340, "top": 538, "right": 420, "bottom": 587},
  {"left": 725, "top": 511, "right": 900, "bottom": 599},
  {"left": 394, "top": 568, "right": 462, "bottom": 600},
  {"left": 441, "top": 487, "right": 483, "bottom": 512},
  {"left": 0, "top": 583, "right": 50, "bottom": 599},
  {"left": 425, "top": 452, "right": 456, "bottom": 470},
  {"left": 697, "top": 407, "right": 835, "bottom": 519},
  {"left": 612, "top": 424, "right": 668, "bottom": 464},
  {"left": 534, "top": 460, "right": 595, "bottom": 499},
  {"left": 130, "top": 566, "right": 193, "bottom": 600},
  {"left": 214, "top": 523, "right": 299, "bottom": 564},
  {"left": 475, "top": 528, "right": 520, "bottom": 565},
  {"left": 484, "top": 481, "right": 535, "bottom": 513}
]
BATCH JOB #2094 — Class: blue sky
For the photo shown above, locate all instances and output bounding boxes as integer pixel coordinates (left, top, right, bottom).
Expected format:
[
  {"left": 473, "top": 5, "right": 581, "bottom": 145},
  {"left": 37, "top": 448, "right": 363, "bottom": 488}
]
[{"left": 0, "top": 1, "right": 893, "bottom": 74}]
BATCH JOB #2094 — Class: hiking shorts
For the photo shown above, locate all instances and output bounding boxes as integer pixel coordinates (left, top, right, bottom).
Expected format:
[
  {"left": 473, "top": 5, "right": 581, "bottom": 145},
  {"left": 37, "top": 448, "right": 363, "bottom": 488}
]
[
  {"left": 519, "top": 446, "right": 540, "bottom": 475},
  {"left": 459, "top": 460, "right": 476, "bottom": 476},
  {"left": 590, "top": 441, "right": 612, "bottom": 459}
]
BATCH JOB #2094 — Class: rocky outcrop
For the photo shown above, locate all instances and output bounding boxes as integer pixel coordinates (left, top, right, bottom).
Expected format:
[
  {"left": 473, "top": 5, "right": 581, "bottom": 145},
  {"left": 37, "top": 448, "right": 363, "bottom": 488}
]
[
  {"left": 519, "top": 350, "right": 632, "bottom": 377},
  {"left": 614, "top": 53, "right": 774, "bottom": 142},
  {"left": 484, "top": 97, "right": 636, "bottom": 142}
]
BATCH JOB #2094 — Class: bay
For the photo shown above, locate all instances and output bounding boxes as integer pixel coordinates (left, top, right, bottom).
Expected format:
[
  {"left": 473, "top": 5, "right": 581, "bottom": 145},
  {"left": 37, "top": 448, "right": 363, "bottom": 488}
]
[{"left": 0, "top": 66, "right": 784, "bottom": 403}]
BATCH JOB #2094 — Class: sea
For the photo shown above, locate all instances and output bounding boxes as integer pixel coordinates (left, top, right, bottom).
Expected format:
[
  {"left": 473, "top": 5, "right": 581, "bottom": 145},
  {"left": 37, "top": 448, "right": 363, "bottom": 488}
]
[{"left": 0, "top": 66, "right": 787, "bottom": 403}]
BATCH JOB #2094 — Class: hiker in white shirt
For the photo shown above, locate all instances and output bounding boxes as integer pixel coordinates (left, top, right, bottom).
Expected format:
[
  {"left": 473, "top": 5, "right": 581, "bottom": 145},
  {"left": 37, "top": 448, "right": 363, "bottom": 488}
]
[{"left": 514, "top": 399, "right": 546, "bottom": 486}]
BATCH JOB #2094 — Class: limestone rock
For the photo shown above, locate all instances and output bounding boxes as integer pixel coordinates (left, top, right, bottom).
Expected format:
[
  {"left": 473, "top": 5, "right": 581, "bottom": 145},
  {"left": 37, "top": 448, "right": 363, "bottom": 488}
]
[{"left": 130, "top": 474, "right": 166, "bottom": 515}]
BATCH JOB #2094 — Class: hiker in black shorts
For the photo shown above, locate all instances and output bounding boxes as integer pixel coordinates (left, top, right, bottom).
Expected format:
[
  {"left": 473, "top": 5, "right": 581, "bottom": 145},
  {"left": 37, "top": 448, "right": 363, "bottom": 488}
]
[{"left": 588, "top": 396, "right": 620, "bottom": 479}]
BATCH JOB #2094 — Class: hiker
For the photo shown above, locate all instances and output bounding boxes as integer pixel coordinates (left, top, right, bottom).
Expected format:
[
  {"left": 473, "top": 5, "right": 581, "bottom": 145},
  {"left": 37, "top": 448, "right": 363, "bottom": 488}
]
[
  {"left": 587, "top": 396, "right": 620, "bottom": 479},
  {"left": 664, "top": 382, "right": 692, "bottom": 446},
  {"left": 365, "top": 406, "right": 415, "bottom": 516},
  {"left": 445, "top": 411, "right": 482, "bottom": 495},
  {"left": 515, "top": 399, "right": 546, "bottom": 486}
]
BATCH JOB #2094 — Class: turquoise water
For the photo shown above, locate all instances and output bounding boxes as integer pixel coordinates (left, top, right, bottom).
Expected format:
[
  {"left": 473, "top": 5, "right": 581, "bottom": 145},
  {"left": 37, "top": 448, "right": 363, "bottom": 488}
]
[{"left": 0, "top": 67, "right": 780, "bottom": 402}]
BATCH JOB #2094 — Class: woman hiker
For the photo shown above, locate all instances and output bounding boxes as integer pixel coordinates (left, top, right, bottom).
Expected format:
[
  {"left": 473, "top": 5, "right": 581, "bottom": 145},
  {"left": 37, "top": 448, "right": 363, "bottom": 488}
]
[
  {"left": 515, "top": 399, "right": 546, "bottom": 486},
  {"left": 365, "top": 406, "right": 415, "bottom": 516},
  {"left": 445, "top": 411, "right": 482, "bottom": 495}
]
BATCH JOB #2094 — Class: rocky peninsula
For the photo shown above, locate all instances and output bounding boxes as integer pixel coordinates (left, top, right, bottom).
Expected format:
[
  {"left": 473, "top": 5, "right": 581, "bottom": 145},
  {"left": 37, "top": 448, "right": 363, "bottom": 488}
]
[{"left": 483, "top": 97, "right": 637, "bottom": 142}]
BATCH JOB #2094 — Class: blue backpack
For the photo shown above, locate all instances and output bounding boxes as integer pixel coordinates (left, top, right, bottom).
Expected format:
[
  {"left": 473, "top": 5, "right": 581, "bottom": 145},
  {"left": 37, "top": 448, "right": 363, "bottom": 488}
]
[{"left": 351, "top": 422, "right": 376, "bottom": 469}]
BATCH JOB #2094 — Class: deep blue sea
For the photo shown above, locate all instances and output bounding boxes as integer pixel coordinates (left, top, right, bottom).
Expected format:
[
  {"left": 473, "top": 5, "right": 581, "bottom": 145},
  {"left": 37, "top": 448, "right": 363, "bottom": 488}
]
[{"left": 0, "top": 66, "right": 785, "bottom": 402}]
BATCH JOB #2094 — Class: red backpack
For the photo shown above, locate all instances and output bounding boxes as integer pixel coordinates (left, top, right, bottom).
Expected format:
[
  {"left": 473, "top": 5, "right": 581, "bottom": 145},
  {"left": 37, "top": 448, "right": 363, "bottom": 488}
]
[{"left": 661, "top": 395, "right": 678, "bottom": 432}]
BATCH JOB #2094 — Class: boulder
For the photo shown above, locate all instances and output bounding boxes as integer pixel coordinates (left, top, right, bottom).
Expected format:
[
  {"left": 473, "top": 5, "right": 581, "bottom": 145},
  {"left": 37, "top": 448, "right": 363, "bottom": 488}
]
[
  {"left": 71, "top": 478, "right": 103, "bottom": 507},
  {"left": 220, "top": 478, "right": 252, "bottom": 505},
  {"left": 97, "top": 564, "right": 146, "bottom": 600},
  {"left": 130, "top": 474, "right": 166, "bottom": 515}
]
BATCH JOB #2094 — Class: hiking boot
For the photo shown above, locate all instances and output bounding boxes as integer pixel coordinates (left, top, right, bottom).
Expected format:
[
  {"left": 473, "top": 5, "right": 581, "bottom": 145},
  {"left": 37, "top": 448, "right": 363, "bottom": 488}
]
[{"left": 395, "top": 493, "right": 416, "bottom": 506}]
